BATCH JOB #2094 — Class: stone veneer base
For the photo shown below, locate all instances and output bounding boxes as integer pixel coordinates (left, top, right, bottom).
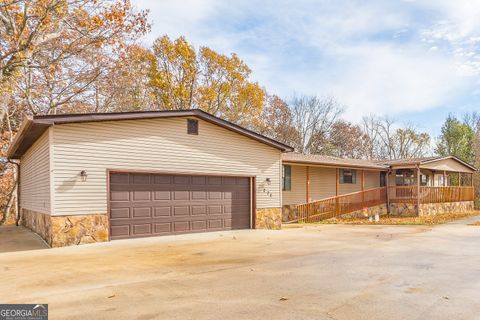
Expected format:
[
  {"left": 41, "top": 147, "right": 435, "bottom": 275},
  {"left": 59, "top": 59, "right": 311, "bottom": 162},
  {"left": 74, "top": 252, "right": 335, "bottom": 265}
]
[
  {"left": 256, "top": 208, "right": 282, "bottom": 230},
  {"left": 338, "top": 204, "right": 388, "bottom": 219},
  {"left": 20, "top": 208, "right": 108, "bottom": 247},
  {"left": 21, "top": 209, "right": 52, "bottom": 245},
  {"left": 419, "top": 201, "right": 474, "bottom": 216}
]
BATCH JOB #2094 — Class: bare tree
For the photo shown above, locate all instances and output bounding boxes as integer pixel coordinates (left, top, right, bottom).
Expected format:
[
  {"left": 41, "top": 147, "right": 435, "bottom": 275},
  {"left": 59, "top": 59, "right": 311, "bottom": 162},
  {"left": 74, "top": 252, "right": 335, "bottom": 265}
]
[
  {"left": 290, "top": 95, "right": 343, "bottom": 154},
  {"left": 362, "top": 115, "right": 431, "bottom": 160}
]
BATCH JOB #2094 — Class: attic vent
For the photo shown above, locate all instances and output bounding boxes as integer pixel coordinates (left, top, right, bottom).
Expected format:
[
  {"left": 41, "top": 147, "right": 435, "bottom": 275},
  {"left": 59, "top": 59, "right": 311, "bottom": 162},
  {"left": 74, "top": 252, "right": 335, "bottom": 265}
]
[{"left": 187, "top": 119, "right": 198, "bottom": 135}]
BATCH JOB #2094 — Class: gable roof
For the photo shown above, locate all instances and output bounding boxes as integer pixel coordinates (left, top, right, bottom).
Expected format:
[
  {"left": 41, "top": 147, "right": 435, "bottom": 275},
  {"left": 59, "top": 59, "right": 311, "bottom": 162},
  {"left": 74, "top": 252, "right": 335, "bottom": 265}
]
[
  {"left": 282, "top": 153, "right": 389, "bottom": 170},
  {"left": 378, "top": 156, "right": 477, "bottom": 171},
  {"left": 7, "top": 109, "right": 293, "bottom": 159}
]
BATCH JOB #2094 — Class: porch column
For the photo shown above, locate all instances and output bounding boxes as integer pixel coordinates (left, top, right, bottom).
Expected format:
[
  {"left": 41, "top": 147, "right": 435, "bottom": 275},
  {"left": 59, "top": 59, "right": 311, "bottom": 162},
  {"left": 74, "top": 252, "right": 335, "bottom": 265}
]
[
  {"left": 335, "top": 168, "right": 339, "bottom": 196},
  {"left": 361, "top": 170, "right": 365, "bottom": 204},
  {"left": 386, "top": 170, "right": 390, "bottom": 215},
  {"left": 443, "top": 170, "right": 447, "bottom": 186},
  {"left": 416, "top": 165, "right": 421, "bottom": 216},
  {"left": 306, "top": 166, "right": 310, "bottom": 203},
  {"left": 458, "top": 172, "right": 461, "bottom": 186}
]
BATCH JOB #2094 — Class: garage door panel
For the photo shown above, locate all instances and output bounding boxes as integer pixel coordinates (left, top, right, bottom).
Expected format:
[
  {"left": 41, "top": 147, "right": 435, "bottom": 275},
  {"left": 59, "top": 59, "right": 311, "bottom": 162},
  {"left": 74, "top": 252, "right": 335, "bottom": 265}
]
[
  {"left": 133, "top": 207, "right": 152, "bottom": 218},
  {"left": 191, "top": 205, "right": 207, "bottom": 215},
  {"left": 132, "top": 223, "right": 151, "bottom": 235},
  {"left": 111, "top": 225, "right": 130, "bottom": 237},
  {"left": 111, "top": 190, "right": 129, "bottom": 201},
  {"left": 191, "top": 220, "right": 207, "bottom": 230},
  {"left": 154, "top": 191, "right": 171, "bottom": 200},
  {"left": 111, "top": 208, "right": 130, "bottom": 219},
  {"left": 174, "top": 221, "right": 190, "bottom": 232},
  {"left": 132, "top": 174, "right": 151, "bottom": 184},
  {"left": 154, "top": 206, "right": 172, "bottom": 217},
  {"left": 154, "top": 223, "right": 171, "bottom": 234},
  {"left": 208, "top": 219, "right": 223, "bottom": 229},
  {"left": 109, "top": 173, "right": 250, "bottom": 240},
  {"left": 174, "top": 191, "right": 189, "bottom": 200},
  {"left": 133, "top": 191, "right": 151, "bottom": 201}
]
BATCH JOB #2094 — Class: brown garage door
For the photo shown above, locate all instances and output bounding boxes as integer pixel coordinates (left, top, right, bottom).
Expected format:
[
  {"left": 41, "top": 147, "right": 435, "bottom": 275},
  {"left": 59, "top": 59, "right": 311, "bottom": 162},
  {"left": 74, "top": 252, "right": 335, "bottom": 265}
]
[{"left": 109, "top": 172, "right": 251, "bottom": 240}]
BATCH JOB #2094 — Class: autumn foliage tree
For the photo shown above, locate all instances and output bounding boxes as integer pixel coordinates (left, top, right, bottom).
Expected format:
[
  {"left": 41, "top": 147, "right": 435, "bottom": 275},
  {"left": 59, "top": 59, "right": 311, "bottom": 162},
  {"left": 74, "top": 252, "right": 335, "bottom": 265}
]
[
  {"left": 148, "top": 35, "right": 266, "bottom": 127},
  {"left": 0, "top": 0, "right": 149, "bottom": 222}
]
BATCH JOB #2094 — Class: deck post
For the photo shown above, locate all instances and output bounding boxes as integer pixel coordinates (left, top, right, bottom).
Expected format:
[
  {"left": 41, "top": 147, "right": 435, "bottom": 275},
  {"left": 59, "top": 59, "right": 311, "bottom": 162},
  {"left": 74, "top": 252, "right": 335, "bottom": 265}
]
[
  {"left": 306, "top": 166, "right": 310, "bottom": 203},
  {"left": 416, "top": 165, "right": 421, "bottom": 216},
  {"left": 361, "top": 170, "right": 365, "bottom": 209},
  {"left": 335, "top": 168, "right": 339, "bottom": 215},
  {"left": 386, "top": 170, "right": 390, "bottom": 215}
]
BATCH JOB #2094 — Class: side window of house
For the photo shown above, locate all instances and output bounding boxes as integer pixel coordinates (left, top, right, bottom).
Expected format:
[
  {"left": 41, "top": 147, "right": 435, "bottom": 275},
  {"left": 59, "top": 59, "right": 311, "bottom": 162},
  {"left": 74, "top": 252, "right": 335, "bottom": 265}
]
[
  {"left": 282, "top": 165, "right": 291, "bottom": 191},
  {"left": 339, "top": 169, "right": 356, "bottom": 184}
]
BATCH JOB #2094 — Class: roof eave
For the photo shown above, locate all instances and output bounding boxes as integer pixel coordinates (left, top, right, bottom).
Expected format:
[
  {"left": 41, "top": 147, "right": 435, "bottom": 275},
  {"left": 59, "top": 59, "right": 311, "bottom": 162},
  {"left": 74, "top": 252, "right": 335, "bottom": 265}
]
[
  {"left": 282, "top": 159, "right": 389, "bottom": 171},
  {"left": 7, "top": 116, "right": 33, "bottom": 159},
  {"left": 7, "top": 109, "right": 293, "bottom": 159}
]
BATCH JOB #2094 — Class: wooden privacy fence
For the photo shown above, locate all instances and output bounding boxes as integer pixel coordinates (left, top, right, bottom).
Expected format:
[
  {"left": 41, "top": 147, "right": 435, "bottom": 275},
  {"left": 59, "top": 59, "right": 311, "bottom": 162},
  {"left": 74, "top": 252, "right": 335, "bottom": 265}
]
[{"left": 296, "top": 187, "right": 387, "bottom": 223}]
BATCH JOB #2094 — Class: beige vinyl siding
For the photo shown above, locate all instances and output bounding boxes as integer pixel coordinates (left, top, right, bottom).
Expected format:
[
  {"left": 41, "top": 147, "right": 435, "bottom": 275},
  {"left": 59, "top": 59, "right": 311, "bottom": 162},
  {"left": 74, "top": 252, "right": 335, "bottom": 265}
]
[
  {"left": 282, "top": 165, "right": 306, "bottom": 205},
  {"left": 310, "top": 167, "right": 336, "bottom": 200},
  {"left": 283, "top": 165, "right": 384, "bottom": 206},
  {"left": 364, "top": 170, "right": 380, "bottom": 189},
  {"left": 20, "top": 129, "right": 51, "bottom": 214},
  {"left": 51, "top": 117, "right": 281, "bottom": 215}
]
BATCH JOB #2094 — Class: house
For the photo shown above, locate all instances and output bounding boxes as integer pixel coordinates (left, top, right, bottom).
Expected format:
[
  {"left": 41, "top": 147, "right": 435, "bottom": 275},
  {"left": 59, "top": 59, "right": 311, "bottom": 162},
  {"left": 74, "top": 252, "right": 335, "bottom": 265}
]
[
  {"left": 7, "top": 109, "right": 477, "bottom": 247},
  {"left": 7, "top": 110, "right": 293, "bottom": 247},
  {"left": 282, "top": 153, "right": 476, "bottom": 222}
]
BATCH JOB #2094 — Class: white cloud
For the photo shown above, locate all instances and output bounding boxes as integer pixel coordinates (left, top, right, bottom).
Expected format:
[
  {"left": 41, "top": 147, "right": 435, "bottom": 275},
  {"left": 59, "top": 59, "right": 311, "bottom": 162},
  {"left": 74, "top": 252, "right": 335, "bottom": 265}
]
[{"left": 132, "top": 0, "right": 479, "bottom": 126}]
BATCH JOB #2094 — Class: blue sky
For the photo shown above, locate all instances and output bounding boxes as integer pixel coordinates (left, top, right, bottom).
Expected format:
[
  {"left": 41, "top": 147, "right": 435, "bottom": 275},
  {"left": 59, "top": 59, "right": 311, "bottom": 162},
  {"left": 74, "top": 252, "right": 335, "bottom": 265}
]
[{"left": 132, "top": 0, "right": 480, "bottom": 138}]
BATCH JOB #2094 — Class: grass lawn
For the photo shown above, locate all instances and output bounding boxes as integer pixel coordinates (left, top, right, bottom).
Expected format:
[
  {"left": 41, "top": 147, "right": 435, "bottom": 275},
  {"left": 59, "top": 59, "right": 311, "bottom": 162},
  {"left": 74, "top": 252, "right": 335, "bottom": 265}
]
[{"left": 310, "top": 211, "right": 480, "bottom": 225}]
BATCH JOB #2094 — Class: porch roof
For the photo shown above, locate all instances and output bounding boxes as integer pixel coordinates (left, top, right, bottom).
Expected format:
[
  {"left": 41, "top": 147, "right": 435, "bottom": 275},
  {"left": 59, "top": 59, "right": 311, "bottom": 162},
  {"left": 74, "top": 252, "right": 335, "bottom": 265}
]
[
  {"left": 282, "top": 153, "right": 388, "bottom": 170},
  {"left": 377, "top": 156, "right": 477, "bottom": 173}
]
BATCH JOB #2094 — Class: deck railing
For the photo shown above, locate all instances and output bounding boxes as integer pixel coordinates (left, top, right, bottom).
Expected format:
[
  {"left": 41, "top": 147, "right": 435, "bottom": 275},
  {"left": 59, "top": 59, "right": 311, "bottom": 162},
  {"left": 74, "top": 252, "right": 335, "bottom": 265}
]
[
  {"left": 388, "top": 186, "right": 474, "bottom": 204},
  {"left": 295, "top": 186, "right": 475, "bottom": 223},
  {"left": 296, "top": 187, "right": 387, "bottom": 223}
]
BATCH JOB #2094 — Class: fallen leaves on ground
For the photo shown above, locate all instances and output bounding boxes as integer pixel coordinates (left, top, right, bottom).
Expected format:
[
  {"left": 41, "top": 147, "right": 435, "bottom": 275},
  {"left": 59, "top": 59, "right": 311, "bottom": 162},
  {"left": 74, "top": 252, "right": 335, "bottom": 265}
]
[{"left": 314, "top": 211, "right": 480, "bottom": 225}]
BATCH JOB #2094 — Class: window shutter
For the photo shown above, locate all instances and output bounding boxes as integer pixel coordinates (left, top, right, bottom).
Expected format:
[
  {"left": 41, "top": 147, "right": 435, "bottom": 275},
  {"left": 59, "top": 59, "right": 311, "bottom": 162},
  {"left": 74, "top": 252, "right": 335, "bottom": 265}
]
[{"left": 339, "top": 169, "right": 344, "bottom": 184}]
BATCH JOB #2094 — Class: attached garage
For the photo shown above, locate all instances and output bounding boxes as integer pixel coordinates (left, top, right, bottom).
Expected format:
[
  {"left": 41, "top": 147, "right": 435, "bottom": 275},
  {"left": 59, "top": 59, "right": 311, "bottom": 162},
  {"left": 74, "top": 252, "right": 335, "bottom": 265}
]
[
  {"left": 8, "top": 109, "right": 292, "bottom": 247},
  {"left": 109, "top": 172, "right": 251, "bottom": 240}
]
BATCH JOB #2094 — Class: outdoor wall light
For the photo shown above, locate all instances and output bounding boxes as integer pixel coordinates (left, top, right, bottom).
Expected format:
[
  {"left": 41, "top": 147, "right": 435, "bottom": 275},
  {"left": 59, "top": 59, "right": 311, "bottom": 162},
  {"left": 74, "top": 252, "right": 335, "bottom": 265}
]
[
  {"left": 80, "top": 170, "right": 88, "bottom": 182},
  {"left": 265, "top": 177, "right": 271, "bottom": 185}
]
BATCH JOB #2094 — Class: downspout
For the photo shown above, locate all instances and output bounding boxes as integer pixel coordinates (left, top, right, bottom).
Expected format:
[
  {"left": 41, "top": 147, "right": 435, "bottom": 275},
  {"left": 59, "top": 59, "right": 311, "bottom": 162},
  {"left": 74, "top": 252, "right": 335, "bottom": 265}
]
[{"left": 7, "top": 159, "right": 20, "bottom": 226}]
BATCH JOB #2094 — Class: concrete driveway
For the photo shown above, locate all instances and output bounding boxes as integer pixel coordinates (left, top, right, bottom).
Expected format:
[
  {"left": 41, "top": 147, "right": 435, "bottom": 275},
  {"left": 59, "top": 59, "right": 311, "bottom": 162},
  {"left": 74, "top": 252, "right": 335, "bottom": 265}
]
[
  {"left": 0, "top": 225, "right": 49, "bottom": 253},
  {"left": 1, "top": 217, "right": 480, "bottom": 320}
]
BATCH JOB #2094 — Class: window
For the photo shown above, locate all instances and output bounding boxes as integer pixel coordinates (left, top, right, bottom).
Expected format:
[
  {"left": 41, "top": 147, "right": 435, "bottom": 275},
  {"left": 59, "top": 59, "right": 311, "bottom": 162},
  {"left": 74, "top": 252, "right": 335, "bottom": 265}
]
[
  {"left": 187, "top": 119, "right": 198, "bottom": 135},
  {"left": 282, "top": 165, "right": 291, "bottom": 191},
  {"left": 380, "top": 172, "right": 386, "bottom": 187},
  {"left": 420, "top": 174, "right": 429, "bottom": 186},
  {"left": 339, "top": 169, "right": 356, "bottom": 184},
  {"left": 395, "top": 169, "right": 415, "bottom": 186}
]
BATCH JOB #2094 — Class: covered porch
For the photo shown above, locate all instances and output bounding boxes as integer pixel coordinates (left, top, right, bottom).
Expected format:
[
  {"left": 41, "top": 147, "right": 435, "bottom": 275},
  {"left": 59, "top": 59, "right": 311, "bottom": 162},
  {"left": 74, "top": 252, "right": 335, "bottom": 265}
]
[
  {"left": 386, "top": 157, "right": 475, "bottom": 216},
  {"left": 282, "top": 155, "right": 476, "bottom": 222}
]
